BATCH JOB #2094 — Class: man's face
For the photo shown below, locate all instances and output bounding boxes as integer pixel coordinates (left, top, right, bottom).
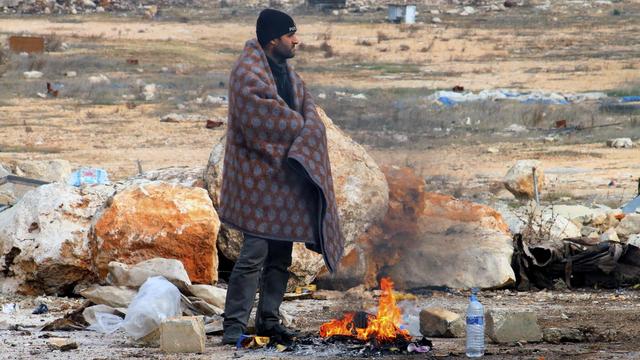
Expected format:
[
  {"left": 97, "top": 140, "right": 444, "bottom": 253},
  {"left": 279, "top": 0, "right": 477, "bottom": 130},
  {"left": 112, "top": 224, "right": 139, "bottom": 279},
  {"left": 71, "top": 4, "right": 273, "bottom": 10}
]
[{"left": 271, "top": 32, "right": 299, "bottom": 59}]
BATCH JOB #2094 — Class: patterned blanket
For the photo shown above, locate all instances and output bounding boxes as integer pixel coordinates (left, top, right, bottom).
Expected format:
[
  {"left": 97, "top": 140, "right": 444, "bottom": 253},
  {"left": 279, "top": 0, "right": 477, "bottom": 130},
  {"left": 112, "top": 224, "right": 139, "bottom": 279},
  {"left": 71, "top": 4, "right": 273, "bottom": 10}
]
[{"left": 219, "top": 39, "right": 343, "bottom": 272}]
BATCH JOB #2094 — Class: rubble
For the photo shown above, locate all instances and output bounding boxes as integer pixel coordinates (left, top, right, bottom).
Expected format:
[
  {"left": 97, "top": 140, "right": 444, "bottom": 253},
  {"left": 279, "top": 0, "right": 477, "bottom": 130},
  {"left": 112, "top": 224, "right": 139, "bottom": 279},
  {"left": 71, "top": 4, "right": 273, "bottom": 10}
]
[
  {"left": 82, "top": 304, "right": 122, "bottom": 325},
  {"left": 187, "top": 284, "right": 226, "bottom": 309},
  {"left": 48, "top": 337, "right": 78, "bottom": 351},
  {"left": 160, "top": 316, "right": 206, "bottom": 353},
  {"left": 542, "top": 327, "right": 586, "bottom": 344},
  {"left": 419, "top": 307, "right": 465, "bottom": 338},
  {"left": 9, "top": 159, "right": 72, "bottom": 183},
  {"left": 486, "top": 310, "right": 542, "bottom": 343},
  {"left": 23, "top": 70, "right": 43, "bottom": 79},
  {"left": 616, "top": 214, "right": 640, "bottom": 237}
]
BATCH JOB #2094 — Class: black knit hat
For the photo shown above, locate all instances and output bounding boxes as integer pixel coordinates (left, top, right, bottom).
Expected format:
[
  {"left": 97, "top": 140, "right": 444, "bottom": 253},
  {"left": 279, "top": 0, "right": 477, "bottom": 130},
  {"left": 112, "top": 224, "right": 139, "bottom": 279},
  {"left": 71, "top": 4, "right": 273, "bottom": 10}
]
[{"left": 256, "top": 9, "right": 297, "bottom": 48}]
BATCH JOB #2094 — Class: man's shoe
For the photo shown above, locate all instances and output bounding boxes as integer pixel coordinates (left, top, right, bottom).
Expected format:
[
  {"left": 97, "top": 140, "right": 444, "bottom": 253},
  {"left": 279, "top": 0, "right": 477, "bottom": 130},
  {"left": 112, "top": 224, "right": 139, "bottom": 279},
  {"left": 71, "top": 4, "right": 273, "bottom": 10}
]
[
  {"left": 222, "top": 325, "right": 244, "bottom": 345},
  {"left": 256, "top": 324, "right": 298, "bottom": 344}
]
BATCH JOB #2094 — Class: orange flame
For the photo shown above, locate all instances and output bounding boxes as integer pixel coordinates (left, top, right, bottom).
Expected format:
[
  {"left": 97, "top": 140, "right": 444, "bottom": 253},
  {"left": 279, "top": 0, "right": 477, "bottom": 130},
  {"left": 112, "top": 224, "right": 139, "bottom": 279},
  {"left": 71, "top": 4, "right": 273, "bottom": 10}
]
[{"left": 319, "top": 277, "right": 411, "bottom": 343}]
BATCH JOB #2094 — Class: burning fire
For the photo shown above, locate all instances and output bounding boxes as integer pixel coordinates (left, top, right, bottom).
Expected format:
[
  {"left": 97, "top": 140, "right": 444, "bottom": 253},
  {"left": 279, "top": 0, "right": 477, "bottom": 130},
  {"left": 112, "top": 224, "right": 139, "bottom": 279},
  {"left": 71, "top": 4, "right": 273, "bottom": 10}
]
[{"left": 319, "top": 277, "right": 411, "bottom": 343}]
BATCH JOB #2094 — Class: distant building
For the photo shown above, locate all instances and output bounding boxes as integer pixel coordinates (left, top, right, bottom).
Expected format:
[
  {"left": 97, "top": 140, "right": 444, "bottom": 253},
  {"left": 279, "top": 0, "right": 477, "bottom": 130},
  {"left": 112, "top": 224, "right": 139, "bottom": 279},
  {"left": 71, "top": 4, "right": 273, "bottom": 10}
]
[{"left": 388, "top": 4, "right": 416, "bottom": 24}]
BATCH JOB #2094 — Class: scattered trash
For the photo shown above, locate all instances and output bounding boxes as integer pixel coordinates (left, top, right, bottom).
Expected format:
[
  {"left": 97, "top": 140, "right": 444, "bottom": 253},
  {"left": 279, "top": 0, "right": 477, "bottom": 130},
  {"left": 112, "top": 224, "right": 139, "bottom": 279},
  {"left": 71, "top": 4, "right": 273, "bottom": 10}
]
[
  {"left": 126, "top": 58, "right": 139, "bottom": 65},
  {"left": 9, "top": 35, "right": 44, "bottom": 54},
  {"left": 555, "top": 120, "right": 567, "bottom": 128},
  {"left": 32, "top": 303, "right": 49, "bottom": 315},
  {"left": 68, "top": 168, "right": 109, "bottom": 186},
  {"left": 47, "top": 82, "right": 63, "bottom": 97},
  {"left": 205, "top": 119, "right": 224, "bottom": 129},
  {"left": 23, "top": 71, "right": 43, "bottom": 79},
  {"left": 237, "top": 334, "right": 270, "bottom": 349},
  {"left": 42, "top": 302, "right": 90, "bottom": 331},
  {"left": 65, "top": 71, "right": 77, "bottom": 77},
  {"left": 2, "top": 303, "right": 18, "bottom": 314},
  {"left": 88, "top": 74, "right": 111, "bottom": 85},
  {"left": 430, "top": 89, "right": 608, "bottom": 107},
  {"left": 90, "top": 276, "right": 181, "bottom": 340},
  {"left": 606, "top": 138, "right": 633, "bottom": 149},
  {"left": 452, "top": 85, "right": 464, "bottom": 93}
]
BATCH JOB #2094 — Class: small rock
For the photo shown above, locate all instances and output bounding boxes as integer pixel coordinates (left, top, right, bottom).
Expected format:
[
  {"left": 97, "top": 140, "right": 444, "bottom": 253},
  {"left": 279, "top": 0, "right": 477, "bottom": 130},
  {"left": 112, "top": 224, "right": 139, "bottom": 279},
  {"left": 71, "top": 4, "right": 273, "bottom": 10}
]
[
  {"left": 460, "top": 6, "right": 476, "bottom": 16},
  {"left": 187, "top": 284, "right": 226, "bottom": 309},
  {"left": 503, "top": 160, "right": 545, "bottom": 200},
  {"left": 486, "top": 310, "right": 542, "bottom": 343},
  {"left": 419, "top": 307, "right": 465, "bottom": 338},
  {"left": 627, "top": 234, "right": 640, "bottom": 247},
  {"left": 607, "top": 138, "right": 633, "bottom": 149},
  {"left": 312, "top": 290, "right": 344, "bottom": 300},
  {"left": 429, "top": 9, "right": 440, "bottom": 15},
  {"left": 486, "top": 147, "right": 499, "bottom": 154},
  {"left": 79, "top": 285, "right": 137, "bottom": 308},
  {"left": 504, "top": 124, "right": 528, "bottom": 133},
  {"left": 543, "top": 327, "right": 586, "bottom": 344},
  {"left": 617, "top": 214, "right": 640, "bottom": 237},
  {"left": 160, "top": 316, "right": 205, "bottom": 353},
  {"left": 88, "top": 74, "right": 110, "bottom": 85},
  {"left": 23, "top": 71, "right": 43, "bottom": 79},
  {"left": 65, "top": 71, "right": 77, "bottom": 77},
  {"left": 160, "top": 113, "right": 208, "bottom": 123},
  {"left": 142, "top": 83, "right": 156, "bottom": 101},
  {"left": 431, "top": 17, "right": 442, "bottom": 23},
  {"left": 48, "top": 338, "right": 78, "bottom": 351},
  {"left": 600, "top": 228, "right": 620, "bottom": 242}
]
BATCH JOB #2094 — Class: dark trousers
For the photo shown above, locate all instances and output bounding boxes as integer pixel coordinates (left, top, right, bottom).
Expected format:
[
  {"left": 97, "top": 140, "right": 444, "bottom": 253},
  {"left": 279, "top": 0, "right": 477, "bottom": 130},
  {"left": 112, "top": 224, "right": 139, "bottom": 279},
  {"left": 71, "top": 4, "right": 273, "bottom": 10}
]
[{"left": 223, "top": 233, "right": 293, "bottom": 337}]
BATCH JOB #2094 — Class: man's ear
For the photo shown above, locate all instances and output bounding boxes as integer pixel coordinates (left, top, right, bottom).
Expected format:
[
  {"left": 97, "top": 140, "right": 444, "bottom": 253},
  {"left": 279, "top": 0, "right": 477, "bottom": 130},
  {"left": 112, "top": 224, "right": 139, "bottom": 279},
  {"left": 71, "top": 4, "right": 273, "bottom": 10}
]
[{"left": 269, "top": 38, "right": 279, "bottom": 47}]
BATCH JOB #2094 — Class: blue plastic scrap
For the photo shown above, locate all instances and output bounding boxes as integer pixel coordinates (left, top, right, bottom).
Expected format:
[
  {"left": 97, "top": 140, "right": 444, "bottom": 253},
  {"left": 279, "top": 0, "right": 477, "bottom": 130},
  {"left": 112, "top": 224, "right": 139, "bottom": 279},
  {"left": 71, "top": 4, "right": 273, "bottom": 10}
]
[
  {"left": 622, "top": 196, "right": 640, "bottom": 214},
  {"left": 621, "top": 96, "right": 640, "bottom": 103},
  {"left": 68, "top": 168, "right": 109, "bottom": 186},
  {"left": 437, "top": 96, "right": 456, "bottom": 107}
]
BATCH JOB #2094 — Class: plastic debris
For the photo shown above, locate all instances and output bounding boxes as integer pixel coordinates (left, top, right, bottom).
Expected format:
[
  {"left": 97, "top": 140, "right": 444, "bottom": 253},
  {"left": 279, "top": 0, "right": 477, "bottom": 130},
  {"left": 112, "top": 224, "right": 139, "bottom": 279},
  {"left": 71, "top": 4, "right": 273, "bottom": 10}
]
[
  {"left": 237, "top": 335, "right": 270, "bottom": 349},
  {"left": 32, "top": 303, "right": 49, "bottom": 315},
  {"left": 68, "top": 168, "right": 109, "bottom": 186},
  {"left": 2, "top": 303, "right": 19, "bottom": 314},
  {"left": 430, "top": 89, "right": 608, "bottom": 107}
]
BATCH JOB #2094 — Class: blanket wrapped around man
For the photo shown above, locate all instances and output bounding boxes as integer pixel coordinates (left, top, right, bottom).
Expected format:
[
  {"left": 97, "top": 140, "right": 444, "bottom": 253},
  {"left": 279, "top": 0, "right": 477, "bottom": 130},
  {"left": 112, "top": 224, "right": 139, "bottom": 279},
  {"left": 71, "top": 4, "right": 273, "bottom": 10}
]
[{"left": 219, "top": 39, "right": 344, "bottom": 273}]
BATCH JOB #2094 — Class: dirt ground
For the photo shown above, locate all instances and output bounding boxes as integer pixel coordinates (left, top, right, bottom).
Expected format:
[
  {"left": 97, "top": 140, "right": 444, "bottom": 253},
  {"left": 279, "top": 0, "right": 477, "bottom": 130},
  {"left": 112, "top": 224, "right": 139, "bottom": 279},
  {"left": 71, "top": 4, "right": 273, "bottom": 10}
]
[
  {"left": 1, "top": 1, "right": 640, "bottom": 358},
  {"left": 3, "top": 288, "right": 640, "bottom": 359}
]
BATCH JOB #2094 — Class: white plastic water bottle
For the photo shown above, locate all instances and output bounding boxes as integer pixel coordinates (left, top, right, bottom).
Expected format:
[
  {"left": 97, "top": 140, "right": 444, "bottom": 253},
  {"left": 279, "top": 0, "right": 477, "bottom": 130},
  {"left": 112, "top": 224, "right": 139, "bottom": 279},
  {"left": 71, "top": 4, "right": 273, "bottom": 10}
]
[{"left": 465, "top": 288, "right": 485, "bottom": 358}]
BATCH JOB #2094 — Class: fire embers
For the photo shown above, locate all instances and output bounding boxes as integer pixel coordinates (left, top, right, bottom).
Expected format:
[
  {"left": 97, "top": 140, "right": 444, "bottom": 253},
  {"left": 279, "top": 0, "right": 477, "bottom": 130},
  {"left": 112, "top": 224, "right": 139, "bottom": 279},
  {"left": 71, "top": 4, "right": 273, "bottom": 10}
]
[{"left": 320, "top": 277, "right": 411, "bottom": 344}]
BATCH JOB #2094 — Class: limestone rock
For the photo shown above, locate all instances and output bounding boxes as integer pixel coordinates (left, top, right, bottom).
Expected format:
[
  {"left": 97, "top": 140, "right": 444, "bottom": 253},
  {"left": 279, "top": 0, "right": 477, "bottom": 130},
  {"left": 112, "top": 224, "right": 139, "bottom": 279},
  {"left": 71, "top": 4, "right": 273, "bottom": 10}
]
[
  {"left": 205, "top": 108, "right": 388, "bottom": 287},
  {"left": 79, "top": 285, "right": 137, "bottom": 308},
  {"left": 419, "top": 307, "right": 465, "bottom": 338},
  {"left": 0, "top": 183, "right": 115, "bottom": 295},
  {"left": 486, "top": 310, "right": 542, "bottom": 343},
  {"left": 616, "top": 214, "right": 640, "bottom": 237},
  {"left": 187, "top": 284, "right": 226, "bottom": 309},
  {"left": 48, "top": 338, "right": 78, "bottom": 351},
  {"left": 10, "top": 159, "right": 72, "bottom": 183},
  {"left": 160, "top": 316, "right": 205, "bottom": 353},
  {"left": 136, "top": 166, "right": 206, "bottom": 188},
  {"left": 319, "top": 166, "right": 515, "bottom": 290},
  {"left": 607, "top": 138, "right": 633, "bottom": 148},
  {"left": 627, "top": 234, "right": 640, "bottom": 247},
  {"left": 503, "top": 160, "right": 545, "bottom": 200},
  {"left": 600, "top": 228, "right": 619, "bottom": 242},
  {"left": 549, "top": 205, "right": 606, "bottom": 225},
  {"left": 108, "top": 258, "right": 192, "bottom": 290},
  {"left": 93, "top": 181, "right": 220, "bottom": 284}
]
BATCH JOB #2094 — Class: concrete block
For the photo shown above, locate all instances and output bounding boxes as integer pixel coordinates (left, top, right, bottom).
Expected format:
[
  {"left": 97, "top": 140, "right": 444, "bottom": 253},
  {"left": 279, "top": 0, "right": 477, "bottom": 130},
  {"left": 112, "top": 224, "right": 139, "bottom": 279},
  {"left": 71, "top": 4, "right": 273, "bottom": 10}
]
[
  {"left": 486, "top": 310, "right": 542, "bottom": 343},
  {"left": 160, "top": 316, "right": 205, "bottom": 353},
  {"left": 419, "top": 307, "right": 465, "bottom": 338}
]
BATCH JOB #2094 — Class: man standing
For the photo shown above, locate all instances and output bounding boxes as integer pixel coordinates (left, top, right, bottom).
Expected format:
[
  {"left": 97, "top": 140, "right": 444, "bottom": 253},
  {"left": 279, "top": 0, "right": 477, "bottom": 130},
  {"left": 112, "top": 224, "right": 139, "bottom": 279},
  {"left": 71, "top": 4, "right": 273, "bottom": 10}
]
[{"left": 219, "top": 9, "right": 344, "bottom": 345}]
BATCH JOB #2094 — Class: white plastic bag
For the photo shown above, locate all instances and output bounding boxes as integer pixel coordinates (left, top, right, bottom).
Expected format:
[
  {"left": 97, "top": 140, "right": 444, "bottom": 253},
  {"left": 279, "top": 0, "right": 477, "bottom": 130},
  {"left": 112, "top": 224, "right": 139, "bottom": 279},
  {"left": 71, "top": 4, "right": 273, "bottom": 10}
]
[{"left": 89, "top": 276, "right": 181, "bottom": 339}]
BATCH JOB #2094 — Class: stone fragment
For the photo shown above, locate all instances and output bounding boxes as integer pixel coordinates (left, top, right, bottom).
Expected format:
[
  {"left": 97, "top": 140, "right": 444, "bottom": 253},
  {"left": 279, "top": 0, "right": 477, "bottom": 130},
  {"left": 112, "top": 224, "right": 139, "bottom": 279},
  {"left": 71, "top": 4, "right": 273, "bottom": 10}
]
[
  {"left": 419, "top": 307, "right": 465, "bottom": 338},
  {"left": 23, "top": 70, "right": 43, "bottom": 79},
  {"left": 187, "top": 284, "right": 226, "bottom": 309},
  {"left": 48, "top": 338, "right": 78, "bottom": 351},
  {"left": 79, "top": 285, "right": 137, "bottom": 308},
  {"left": 108, "top": 258, "right": 192, "bottom": 290},
  {"left": 543, "top": 327, "right": 586, "bottom": 344},
  {"left": 600, "top": 228, "right": 620, "bottom": 242},
  {"left": 136, "top": 166, "right": 206, "bottom": 188},
  {"left": 160, "top": 316, "right": 205, "bottom": 353},
  {"left": 11, "top": 159, "right": 72, "bottom": 183},
  {"left": 486, "top": 310, "right": 542, "bottom": 343},
  {"left": 616, "top": 214, "right": 640, "bottom": 237},
  {"left": 88, "top": 74, "right": 110, "bottom": 85},
  {"left": 312, "top": 290, "right": 344, "bottom": 300}
]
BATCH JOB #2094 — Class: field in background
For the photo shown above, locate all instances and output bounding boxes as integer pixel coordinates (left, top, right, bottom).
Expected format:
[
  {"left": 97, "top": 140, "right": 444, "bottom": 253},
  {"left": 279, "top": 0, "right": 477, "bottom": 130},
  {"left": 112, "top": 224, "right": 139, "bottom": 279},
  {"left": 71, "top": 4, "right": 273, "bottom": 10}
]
[{"left": 0, "top": 1, "right": 639, "bottom": 207}]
